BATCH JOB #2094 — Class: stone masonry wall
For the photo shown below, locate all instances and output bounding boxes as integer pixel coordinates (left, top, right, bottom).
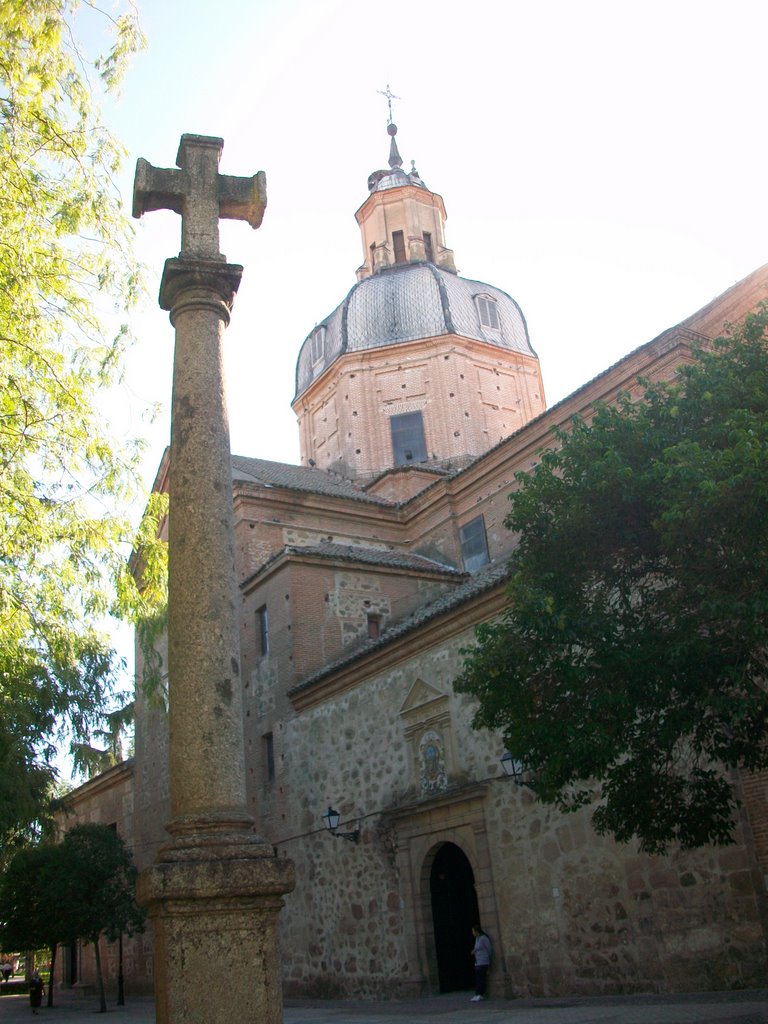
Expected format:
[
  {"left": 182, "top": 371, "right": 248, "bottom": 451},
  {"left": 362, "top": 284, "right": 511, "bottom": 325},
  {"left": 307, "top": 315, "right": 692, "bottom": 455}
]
[{"left": 273, "top": 625, "right": 767, "bottom": 998}]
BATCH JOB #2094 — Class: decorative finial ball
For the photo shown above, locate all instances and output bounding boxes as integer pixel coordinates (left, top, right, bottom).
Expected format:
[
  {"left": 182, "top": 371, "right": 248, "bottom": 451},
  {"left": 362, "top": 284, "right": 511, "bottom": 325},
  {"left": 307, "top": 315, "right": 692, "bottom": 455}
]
[{"left": 387, "top": 122, "right": 398, "bottom": 137}]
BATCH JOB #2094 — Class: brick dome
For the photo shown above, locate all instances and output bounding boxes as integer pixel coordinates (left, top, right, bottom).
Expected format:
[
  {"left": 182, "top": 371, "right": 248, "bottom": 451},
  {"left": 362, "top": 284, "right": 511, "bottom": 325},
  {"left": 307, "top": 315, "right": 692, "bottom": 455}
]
[{"left": 294, "top": 262, "right": 534, "bottom": 400}]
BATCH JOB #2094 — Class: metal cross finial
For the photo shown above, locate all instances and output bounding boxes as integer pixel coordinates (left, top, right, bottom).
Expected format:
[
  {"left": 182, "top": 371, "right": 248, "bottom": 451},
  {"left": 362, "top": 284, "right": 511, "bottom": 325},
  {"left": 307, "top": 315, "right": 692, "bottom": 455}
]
[
  {"left": 377, "top": 83, "right": 401, "bottom": 125},
  {"left": 132, "top": 134, "right": 266, "bottom": 261}
]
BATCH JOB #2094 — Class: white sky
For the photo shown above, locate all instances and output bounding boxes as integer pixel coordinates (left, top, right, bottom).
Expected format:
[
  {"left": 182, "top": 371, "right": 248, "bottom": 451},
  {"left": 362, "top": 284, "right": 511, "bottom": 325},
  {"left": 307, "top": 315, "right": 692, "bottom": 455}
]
[
  {"left": 68, "top": 0, "right": 768, "bottom": 756},
  {"left": 99, "top": 0, "right": 768, "bottom": 485}
]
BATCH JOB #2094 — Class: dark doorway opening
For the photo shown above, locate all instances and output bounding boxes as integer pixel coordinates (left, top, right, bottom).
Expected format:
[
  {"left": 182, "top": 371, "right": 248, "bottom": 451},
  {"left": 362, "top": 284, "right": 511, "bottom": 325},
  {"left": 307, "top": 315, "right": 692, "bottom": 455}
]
[
  {"left": 429, "top": 843, "right": 478, "bottom": 992},
  {"left": 66, "top": 943, "right": 78, "bottom": 986}
]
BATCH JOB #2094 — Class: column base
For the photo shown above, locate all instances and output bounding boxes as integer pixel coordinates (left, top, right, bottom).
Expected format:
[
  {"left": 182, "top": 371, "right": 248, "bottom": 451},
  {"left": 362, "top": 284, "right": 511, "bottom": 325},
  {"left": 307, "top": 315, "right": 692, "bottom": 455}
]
[{"left": 139, "top": 845, "right": 295, "bottom": 1024}]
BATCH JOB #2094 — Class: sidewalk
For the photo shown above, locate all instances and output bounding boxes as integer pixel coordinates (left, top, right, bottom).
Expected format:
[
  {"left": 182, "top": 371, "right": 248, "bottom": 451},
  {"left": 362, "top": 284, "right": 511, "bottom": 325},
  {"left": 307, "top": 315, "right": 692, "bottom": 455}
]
[{"left": 1, "top": 988, "right": 767, "bottom": 1024}]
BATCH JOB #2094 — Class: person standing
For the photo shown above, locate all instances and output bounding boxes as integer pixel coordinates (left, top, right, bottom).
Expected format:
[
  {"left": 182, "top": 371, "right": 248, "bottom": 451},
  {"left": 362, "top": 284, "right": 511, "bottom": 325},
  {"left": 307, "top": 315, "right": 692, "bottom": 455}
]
[
  {"left": 29, "top": 970, "right": 44, "bottom": 1015},
  {"left": 470, "top": 924, "right": 492, "bottom": 1001}
]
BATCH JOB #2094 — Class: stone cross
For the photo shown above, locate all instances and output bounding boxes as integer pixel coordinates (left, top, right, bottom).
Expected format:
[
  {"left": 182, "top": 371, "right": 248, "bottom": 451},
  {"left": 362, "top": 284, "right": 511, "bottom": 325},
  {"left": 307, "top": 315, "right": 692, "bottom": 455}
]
[
  {"left": 133, "top": 133, "right": 267, "bottom": 260},
  {"left": 132, "top": 134, "right": 293, "bottom": 1024}
]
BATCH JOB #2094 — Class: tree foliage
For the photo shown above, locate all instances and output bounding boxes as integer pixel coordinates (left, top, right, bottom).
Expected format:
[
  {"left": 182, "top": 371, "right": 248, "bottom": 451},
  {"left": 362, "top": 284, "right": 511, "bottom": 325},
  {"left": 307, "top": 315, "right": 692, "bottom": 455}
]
[
  {"left": 0, "top": 841, "right": 69, "bottom": 1005},
  {"left": 114, "top": 489, "right": 169, "bottom": 700},
  {"left": 0, "top": 824, "right": 144, "bottom": 1012},
  {"left": 70, "top": 701, "right": 135, "bottom": 779},
  {"left": 455, "top": 306, "right": 768, "bottom": 854},
  {"left": 0, "top": 842, "right": 64, "bottom": 951},
  {"left": 0, "top": 1, "right": 145, "bottom": 851},
  {"left": 58, "top": 823, "right": 144, "bottom": 1011}
]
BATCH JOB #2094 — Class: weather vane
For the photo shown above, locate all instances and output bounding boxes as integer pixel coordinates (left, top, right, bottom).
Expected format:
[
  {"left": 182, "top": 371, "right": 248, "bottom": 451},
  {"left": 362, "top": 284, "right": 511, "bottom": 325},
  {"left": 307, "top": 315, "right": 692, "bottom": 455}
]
[{"left": 377, "top": 83, "right": 401, "bottom": 125}]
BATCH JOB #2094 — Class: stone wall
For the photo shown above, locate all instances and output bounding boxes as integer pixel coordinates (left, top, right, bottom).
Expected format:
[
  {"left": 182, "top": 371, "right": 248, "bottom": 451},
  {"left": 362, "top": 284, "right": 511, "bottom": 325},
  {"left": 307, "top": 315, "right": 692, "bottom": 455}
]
[{"left": 272, "top": 625, "right": 768, "bottom": 998}]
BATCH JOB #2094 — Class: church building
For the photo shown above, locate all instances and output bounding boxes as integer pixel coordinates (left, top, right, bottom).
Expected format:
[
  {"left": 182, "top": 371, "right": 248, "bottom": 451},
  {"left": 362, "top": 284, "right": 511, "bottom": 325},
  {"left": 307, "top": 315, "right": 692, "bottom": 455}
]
[{"left": 62, "top": 123, "right": 768, "bottom": 1000}]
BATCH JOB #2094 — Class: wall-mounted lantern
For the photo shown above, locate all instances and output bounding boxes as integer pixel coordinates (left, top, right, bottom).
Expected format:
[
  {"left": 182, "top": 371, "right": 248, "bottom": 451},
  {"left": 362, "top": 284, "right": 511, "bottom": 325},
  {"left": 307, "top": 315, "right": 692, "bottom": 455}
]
[
  {"left": 500, "top": 751, "right": 534, "bottom": 788},
  {"left": 322, "top": 805, "right": 360, "bottom": 844}
]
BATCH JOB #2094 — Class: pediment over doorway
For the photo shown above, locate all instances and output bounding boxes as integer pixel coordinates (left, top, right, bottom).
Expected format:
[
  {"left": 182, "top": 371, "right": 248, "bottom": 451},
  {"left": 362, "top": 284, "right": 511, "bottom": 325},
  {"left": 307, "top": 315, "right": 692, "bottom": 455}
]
[
  {"left": 399, "top": 677, "right": 453, "bottom": 791},
  {"left": 399, "top": 677, "right": 447, "bottom": 718}
]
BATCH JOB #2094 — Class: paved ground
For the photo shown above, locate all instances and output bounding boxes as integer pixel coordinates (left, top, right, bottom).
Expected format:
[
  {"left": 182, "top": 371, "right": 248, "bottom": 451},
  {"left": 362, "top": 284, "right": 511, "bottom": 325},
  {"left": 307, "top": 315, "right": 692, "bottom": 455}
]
[{"left": 1, "top": 988, "right": 767, "bottom": 1024}]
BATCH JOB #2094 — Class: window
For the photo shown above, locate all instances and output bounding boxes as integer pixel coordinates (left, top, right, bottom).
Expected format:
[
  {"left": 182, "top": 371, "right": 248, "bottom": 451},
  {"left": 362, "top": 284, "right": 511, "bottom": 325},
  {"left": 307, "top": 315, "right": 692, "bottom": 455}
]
[
  {"left": 476, "top": 295, "right": 500, "bottom": 330},
  {"left": 311, "top": 326, "right": 326, "bottom": 364},
  {"left": 263, "top": 732, "right": 275, "bottom": 783},
  {"left": 367, "top": 614, "right": 381, "bottom": 640},
  {"left": 256, "top": 605, "right": 269, "bottom": 657},
  {"left": 390, "top": 411, "right": 427, "bottom": 466},
  {"left": 459, "top": 515, "right": 490, "bottom": 571},
  {"left": 392, "top": 230, "right": 406, "bottom": 264},
  {"left": 423, "top": 231, "right": 434, "bottom": 263}
]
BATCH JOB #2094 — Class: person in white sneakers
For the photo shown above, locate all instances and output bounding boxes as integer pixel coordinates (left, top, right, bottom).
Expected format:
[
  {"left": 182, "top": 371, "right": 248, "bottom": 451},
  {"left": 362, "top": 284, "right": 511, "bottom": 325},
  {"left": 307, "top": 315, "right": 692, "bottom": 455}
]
[{"left": 470, "top": 924, "right": 492, "bottom": 1001}]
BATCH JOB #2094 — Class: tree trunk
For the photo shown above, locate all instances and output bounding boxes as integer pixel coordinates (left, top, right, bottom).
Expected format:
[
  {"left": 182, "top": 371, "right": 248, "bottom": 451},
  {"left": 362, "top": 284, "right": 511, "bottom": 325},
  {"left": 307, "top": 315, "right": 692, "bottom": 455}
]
[
  {"left": 47, "top": 944, "right": 57, "bottom": 1007},
  {"left": 116, "top": 933, "right": 124, "bottom": 1006},
  {"left": 93, "top": 937, "right": 106, "bottom": 1013}
]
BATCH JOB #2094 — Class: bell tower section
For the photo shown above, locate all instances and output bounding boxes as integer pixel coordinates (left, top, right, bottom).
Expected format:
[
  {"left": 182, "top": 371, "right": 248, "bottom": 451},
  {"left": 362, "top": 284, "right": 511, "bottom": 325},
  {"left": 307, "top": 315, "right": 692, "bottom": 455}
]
[
  {"left": 355, "top": 123, "right": 456, "bottom": 279},
  {"left": 292, "top": 125, "right": 545, "bottom": 483}
]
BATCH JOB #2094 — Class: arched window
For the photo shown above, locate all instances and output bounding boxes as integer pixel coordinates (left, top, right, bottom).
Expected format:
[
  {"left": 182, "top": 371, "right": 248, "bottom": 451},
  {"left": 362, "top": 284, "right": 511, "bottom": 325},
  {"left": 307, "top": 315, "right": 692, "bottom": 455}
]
[
  {"left": 476, "top": 295, "right": 500, "bottom": 330},
  {"left": 311, "top": 326, "right": 326, "bottom": 364}
]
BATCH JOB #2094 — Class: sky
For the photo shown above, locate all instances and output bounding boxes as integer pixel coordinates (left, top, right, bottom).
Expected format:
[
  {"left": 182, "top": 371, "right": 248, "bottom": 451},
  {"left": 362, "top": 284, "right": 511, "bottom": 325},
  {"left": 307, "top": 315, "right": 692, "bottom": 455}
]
[
  {"left": 68, "top": 0, "right": 768, "bottom": 749},
  {"left": 93, "top": 0, "right": 768, "bottom": 485}
]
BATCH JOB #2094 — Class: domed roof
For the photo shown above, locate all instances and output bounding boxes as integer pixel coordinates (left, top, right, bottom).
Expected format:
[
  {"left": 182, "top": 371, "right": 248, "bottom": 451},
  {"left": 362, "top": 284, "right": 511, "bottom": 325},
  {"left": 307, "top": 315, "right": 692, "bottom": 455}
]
[{"left": 294, "top": 262, "right": 534, "bottom": 399}]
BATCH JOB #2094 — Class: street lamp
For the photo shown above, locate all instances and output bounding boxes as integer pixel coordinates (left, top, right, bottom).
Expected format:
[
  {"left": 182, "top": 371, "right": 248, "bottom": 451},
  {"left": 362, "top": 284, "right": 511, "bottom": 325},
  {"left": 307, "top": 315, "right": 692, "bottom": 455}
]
[
  {"left": 322, "top": 805, "right": 360, "bottom": 844},
  {"left": 500, "top": 751, "right": 534, "bottom": 787}
]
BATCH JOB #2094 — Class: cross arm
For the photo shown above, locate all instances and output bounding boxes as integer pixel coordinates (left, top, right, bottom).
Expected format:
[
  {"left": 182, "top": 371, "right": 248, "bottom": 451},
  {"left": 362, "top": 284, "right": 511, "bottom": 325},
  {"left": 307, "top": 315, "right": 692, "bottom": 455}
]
[
  {"left": 132, "top": 158, "right": 184, "bottom": 219},
  {"left": 219, "top": 172, "right": 267, "bottom": 231}
]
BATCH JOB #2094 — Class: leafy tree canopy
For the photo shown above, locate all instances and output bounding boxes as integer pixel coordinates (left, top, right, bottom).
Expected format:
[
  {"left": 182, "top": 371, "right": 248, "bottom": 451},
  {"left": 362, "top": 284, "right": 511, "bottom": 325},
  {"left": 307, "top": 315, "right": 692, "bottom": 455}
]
[
  {"left": 0, "top": 824, "right": 144, "bottom": 1011},
  {"left": 59, "top": 823, "right": 144, "bottom": 1012},
  {"left": 58, "top": 823, "right": 144, "bottom": 945},
  {"left": 0, "top": 1, "right": 145, "bottom": 854},
  {"left": 0, "top": 842, "right": 64, "bottom": 953},
  {"left": 455, "top": 305, "right": 768, "bottom": 854}
]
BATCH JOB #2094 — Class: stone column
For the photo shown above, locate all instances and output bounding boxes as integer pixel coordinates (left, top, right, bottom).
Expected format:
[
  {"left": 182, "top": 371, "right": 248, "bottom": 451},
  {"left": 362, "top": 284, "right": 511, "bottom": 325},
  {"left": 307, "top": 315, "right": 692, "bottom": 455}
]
[{"left": 133, "top": 137, "right": 294, "bottom": 1024}]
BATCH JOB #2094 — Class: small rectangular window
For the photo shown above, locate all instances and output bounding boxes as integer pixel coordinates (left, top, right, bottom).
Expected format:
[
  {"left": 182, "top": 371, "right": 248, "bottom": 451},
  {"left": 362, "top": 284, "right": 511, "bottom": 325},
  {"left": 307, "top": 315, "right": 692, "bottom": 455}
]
[
  {"left": 392, "top": 230, "right": 406, "bottom": 264},
  {"left": 367, "top": 614, "right": 381, "bottom": 640},
  {"left": 311, "top": 326, "right": 326, "bottom": 364},
  {"left": 263, "top": 732, "right": 275, "bottom": 783},
  {"left": 390, "top": 411, "right": 427, "bottom": 466},
  {"left": 256, "top": 605, "right": 269, "bottom": 657},
  {"left": 423, "top": 231, "right": 434, "bottom": 263},
  {"left": 477, "top": 296, "right": 500, "bottom": 330},
  {"left": 460, "top": 515, "right": 490, "bottom": 571}
]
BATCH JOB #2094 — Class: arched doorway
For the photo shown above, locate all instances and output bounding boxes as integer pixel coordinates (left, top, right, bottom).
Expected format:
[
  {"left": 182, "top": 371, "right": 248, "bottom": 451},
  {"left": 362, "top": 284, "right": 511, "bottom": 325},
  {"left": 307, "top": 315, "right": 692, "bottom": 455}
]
[{"left": 429, "top": 843, "right": 478, "bottom": 992}]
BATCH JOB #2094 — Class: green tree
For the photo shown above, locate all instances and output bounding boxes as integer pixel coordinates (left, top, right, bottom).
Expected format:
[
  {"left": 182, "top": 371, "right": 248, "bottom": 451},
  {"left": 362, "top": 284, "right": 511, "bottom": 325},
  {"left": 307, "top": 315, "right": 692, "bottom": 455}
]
[
  {"left": 0, "top": 1, "right": 145, "bottom": 852},
  {"left": 0, "top": 826, "right": 144, "bottom": 1011},
  {"left": 114, "top": 489, "right": 169, "bottom": 699},
  {"left": 455, "top": 306, "right": 768, "bottom": 854},
  {"left": 0, "top": 843, "right": 73, "bottom": 1006},
  {"left": 59, "top": 824, "right": 144, "bottom": 1013},
  {"left": 71, "top": 701, "right": 136, "bottom": 779}
]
